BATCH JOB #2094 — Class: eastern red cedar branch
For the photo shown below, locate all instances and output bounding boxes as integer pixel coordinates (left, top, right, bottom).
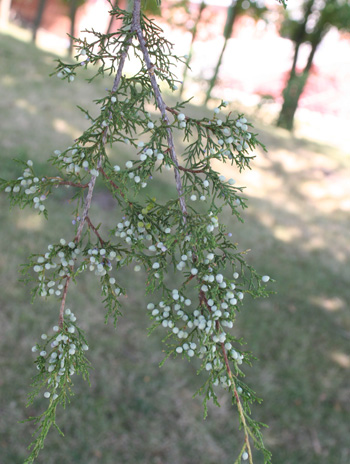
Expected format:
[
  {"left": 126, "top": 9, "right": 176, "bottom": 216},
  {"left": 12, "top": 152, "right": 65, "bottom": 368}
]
[
  {"left": 133, "top": 1, "right": 188, "bottom": 222},
  {"left": 199, "top": 288, "right": 253, "bottom": 463},
  {"left": 58, "top": 17, "right": 135, "bottom": 326}
]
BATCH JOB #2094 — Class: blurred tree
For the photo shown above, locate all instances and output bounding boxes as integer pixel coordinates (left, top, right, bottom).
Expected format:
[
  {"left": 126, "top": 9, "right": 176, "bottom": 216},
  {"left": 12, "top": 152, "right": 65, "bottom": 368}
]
[
  {"left": 31, "top": 0, "right": 85, "bottom": 53},
  {"left": 32, "top": 0, "right": 48, "bottom": 42},
  {"left": 68, "top": 0, "right": 78, "bottom": 56},
  {"left": 180, "top": 1, "right": 207, "bottom": 97},
  {"left": 0, "top": 0, "right": 12, "bottom": 29},
  {"left": 142, "top": 0, "right": 161, "bottom": 14},
  {"left": 205, "top": 0, "right": 267, "bottom": 104},
  {"left": 277, "top": 0, "right": 350, "bottom": 130},
  {"left": 106, "top": 0, "right": 120, "bottom": 34}
]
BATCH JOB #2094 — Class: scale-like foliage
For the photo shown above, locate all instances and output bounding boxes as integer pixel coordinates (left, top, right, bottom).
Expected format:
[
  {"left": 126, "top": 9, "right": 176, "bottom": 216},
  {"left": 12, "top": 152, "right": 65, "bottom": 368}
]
[{"left": 1, "top": 1, "right": 287, "bottom": 462}]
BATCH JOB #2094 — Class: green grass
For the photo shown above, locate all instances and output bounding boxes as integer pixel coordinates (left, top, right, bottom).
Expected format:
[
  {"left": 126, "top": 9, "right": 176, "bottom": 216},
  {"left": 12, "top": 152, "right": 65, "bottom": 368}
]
[{"left": 1, "top": 30, "right": 350, "bottom": 464}]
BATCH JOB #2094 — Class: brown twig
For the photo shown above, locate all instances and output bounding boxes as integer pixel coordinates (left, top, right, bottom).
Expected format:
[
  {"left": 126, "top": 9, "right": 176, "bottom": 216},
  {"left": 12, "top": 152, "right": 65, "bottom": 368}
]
[
  {"left": 45, "top": 176, "right": 89, "bottom": 189},
  {"left": 178, "top": 166, "right": 205, "bottom": 174},
  {"left": 199, "top": 288, "right": 253, "bottom": 463},
  {"left": 57, "top": 180, "right": 89, "bottom": 188},
  {"left": 86, "top": 215, "right": 105, "bottom": 246},
  {"left": 99, "top": 167, "right": 124, "bottom": 198},
  {"left": 165, "top": 105, "right": 215, "bottom": 131},
  {"left": 165, "top": 105, "right": 184, "bottom": 118},
  {"left": 59, "top": 274, "right": 72, "bottom": 327}
]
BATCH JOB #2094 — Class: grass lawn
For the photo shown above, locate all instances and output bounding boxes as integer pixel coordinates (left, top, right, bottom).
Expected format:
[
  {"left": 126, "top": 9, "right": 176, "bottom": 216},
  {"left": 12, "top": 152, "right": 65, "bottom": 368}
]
[{"left": 1, "top": 29, "right": 350, "bottom": 464}]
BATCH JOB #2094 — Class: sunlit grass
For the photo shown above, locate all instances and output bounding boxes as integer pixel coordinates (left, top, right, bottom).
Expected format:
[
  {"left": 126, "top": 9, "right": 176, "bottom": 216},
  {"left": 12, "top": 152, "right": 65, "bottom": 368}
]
[{"left": 1, "top": 30, "right": 350, "bottom": 464}]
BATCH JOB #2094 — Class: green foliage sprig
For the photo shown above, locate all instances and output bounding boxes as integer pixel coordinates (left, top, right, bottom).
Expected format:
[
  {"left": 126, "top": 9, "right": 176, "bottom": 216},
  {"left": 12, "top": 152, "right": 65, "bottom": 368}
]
[
  {"left": 1, "top": 1, "right": 278, "bottom": 462},
  {"left": 23, "top": 310, "right": 90, "bottom": 463}
]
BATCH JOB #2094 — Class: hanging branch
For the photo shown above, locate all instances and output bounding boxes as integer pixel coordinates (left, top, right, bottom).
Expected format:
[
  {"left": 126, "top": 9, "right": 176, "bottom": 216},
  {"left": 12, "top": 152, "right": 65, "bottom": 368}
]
[
  {"left": 133, "top": 0, "right": 188, "bottom": 221},
  {"left": 74, "top": 21, "right": 135, "bottom": 243},
  {"left": 0, "top": 1, "right": 287, "bottom": 462}
]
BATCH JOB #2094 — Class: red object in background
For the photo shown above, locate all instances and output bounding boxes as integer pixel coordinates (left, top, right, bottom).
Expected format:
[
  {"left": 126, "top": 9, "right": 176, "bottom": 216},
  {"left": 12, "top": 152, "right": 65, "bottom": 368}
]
[
  {"left": 11, "top": 0, "right": 128, "bottom": 42},
  {"left": 8, "top": 0, "right": 350, "bottom": 119},
  {"left": 12, "top": 0, "right": 72, "bottom": 39}
]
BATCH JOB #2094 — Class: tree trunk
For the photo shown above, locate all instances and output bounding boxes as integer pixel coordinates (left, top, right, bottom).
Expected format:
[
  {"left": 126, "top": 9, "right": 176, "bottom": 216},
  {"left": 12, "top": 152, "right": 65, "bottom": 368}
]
[
  {"left": 290, "top": 0, "right": 315, "bottom": 76},
  {"left": 205, "top": 38, "right": 229, "bottom": 104},
  {"left": 276, "top": 0, "right": 328, "bottom": 131},
  {"left": 0, "top": 0, "right": 12, "bottom": 29},
  {"left": 32, "top": 0, "right": 47, "bottom": 43},
  {"left": 68, "top": 0, "right": 78, "bottom": 56},
  {"left": 205, "top": 0, "right": 237, "bottom": 104},
  {"left": 277, "top": 38, "right": 319, "bottom": 130},
  {"left": 276, "top": 74, "right": 305, "bottom": 130},
  {"left": 180, "top": 1, "right": 207, "bottom": 97},
  {"left": 106, "top": 0, "right": 119, "bottom": 34}
]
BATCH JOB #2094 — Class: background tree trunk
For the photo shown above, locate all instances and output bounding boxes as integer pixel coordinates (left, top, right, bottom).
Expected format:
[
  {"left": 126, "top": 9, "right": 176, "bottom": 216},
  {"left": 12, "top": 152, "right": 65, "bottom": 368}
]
[
  {"left": 32, "top": 0, "right": 47, "bottom": 43},
  {"left": 0, "top": 0, "right": 12, "bottom": 29},
  {"left": 290, "top": 0, "right": 315, "bottom": 77},
  {"left": 69, "top": 0, "right": 78, "bottom": 56},
  {"left": 106, "top": 0, "right": 119, "bottom": 35},
  {"left": 277, "top": 38, "right": 320, "bottom": 130},
  {"left": 205, "top": 0, "right": 238, "bottom": 104},
  {"left": 276, "top": 0, "right": 335, "bottom": 130},
  {"left": 180, "top": 1, "right": 207, "bottom": 97}
]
